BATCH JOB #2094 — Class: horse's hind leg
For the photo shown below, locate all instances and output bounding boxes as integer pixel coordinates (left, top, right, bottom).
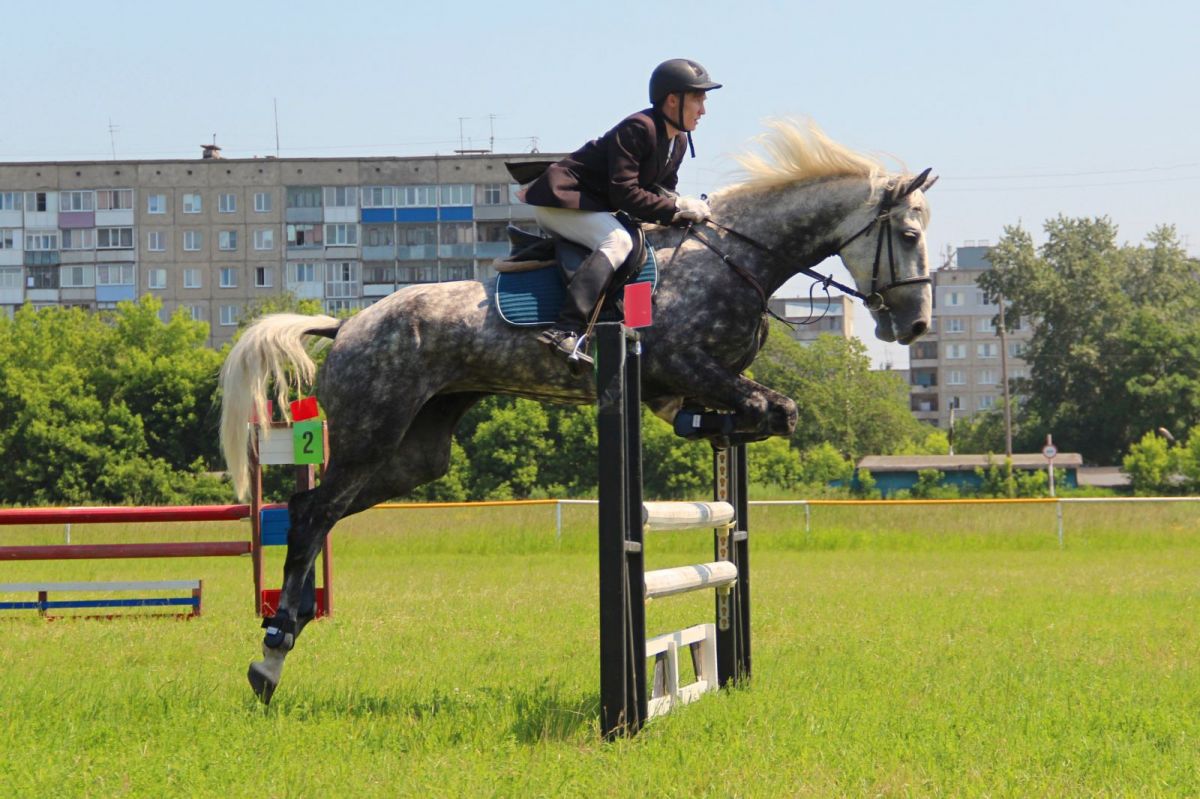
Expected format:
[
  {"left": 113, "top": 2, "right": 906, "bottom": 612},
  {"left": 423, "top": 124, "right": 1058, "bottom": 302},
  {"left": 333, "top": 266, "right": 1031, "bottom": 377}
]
[
  {"left": 247, "top": 393, "right": 482, "bottom": 704},
  {"left": 247, "top": 459, "right": 377, "bottom": 703}
]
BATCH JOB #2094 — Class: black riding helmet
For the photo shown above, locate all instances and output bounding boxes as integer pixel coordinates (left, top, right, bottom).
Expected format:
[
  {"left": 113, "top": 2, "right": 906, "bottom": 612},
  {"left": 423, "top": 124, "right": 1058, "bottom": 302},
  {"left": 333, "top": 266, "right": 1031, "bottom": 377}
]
[{"left": 649, "top": 59, "right": 721, "bottom": 158}]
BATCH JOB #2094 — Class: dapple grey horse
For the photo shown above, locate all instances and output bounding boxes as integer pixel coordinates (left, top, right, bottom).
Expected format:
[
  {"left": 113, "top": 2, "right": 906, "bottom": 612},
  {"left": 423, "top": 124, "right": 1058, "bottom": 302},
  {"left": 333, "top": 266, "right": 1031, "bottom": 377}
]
[{"left": 219, "top": 121, "right": 935, "bottom": 703}]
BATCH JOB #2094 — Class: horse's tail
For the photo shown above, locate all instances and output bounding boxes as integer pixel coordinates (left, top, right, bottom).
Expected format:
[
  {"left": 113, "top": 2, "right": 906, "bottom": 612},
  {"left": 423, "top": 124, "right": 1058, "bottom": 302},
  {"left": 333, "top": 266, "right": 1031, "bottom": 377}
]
[{"left": 219, "top": 313, "right": 341, "bottom": 501}]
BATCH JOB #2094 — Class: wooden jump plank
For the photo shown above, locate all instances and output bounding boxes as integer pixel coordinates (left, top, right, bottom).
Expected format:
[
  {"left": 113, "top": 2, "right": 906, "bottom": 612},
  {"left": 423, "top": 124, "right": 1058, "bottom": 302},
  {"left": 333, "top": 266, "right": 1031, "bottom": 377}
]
[
  {"left": 641, "top": 501, "right": 735, "bottom": 531},
  {"left": 0, "top": 505, "right": 251, "bottom": 526},
  {"left": 0, "top": 541, "right": 251, "bottom": 562},
  {"left": 0, "top": 580, "right": 201, "bottom": 592}
]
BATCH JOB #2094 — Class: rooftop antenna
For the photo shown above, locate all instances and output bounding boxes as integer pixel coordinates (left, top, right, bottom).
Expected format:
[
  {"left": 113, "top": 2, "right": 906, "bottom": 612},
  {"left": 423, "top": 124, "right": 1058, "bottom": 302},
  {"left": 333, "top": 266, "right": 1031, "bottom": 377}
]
[
  {"left": 108, "top": 118, "right": 119, "bottom": 160},
  {"left": 529, "top": 136, "right": 540, "bottom": 154},
  {"left": 488, "top": 113, "right": 497, "bottom": 152},
  {"left": 458, "top": 117, "right": 467, "bottom": 152},
  {"left": 273, "top": 97, "right": 281, "bottom": 157}
]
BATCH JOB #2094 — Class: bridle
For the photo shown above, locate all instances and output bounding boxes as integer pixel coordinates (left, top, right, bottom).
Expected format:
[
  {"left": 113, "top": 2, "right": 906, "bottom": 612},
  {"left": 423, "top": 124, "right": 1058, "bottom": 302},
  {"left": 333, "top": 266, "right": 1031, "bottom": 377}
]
[{"left": 683, "top": 167, "right": 934, "bottom": 316}]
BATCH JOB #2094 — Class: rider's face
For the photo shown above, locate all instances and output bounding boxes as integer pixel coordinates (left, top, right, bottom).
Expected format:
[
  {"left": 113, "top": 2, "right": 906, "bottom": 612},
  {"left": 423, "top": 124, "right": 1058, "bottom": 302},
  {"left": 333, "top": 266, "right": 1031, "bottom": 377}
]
[{"left": 664, "top": 91, "right": 708, "bottom": 132}]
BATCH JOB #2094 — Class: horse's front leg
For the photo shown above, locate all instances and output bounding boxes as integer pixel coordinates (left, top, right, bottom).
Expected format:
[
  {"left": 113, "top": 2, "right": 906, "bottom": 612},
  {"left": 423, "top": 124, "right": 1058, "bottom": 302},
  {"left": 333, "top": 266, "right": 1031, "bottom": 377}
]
[{"left": 651, "top": 355, "right": 797, "bottom": 444}]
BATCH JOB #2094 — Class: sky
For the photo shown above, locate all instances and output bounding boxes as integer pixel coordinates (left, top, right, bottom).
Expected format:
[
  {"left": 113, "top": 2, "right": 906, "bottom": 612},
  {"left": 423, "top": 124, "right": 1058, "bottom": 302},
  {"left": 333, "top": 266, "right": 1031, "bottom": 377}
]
[{"left": 5, "top": 0, "right": 1197, "bottom": 367}]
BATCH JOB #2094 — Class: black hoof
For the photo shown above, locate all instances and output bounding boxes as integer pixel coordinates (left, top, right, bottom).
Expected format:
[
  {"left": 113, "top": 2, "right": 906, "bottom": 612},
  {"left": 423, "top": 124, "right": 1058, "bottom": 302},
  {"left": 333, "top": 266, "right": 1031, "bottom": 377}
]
[{"left": 247, "top": 663, "right": 277, "bottom": 705}]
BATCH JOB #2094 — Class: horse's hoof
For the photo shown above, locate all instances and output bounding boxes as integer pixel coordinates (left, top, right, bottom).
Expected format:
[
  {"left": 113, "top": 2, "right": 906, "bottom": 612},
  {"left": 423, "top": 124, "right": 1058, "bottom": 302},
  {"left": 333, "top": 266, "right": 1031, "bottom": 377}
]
[{"left": 247, "top": 661, "right": 277, "bottom": 705}]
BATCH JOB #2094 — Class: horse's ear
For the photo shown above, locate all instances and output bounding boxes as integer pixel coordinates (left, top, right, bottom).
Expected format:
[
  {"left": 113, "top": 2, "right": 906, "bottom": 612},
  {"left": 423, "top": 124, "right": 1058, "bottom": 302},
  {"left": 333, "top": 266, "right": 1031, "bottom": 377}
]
[
  {"left": 921, "top": 174, "right": 939, "bottom": 192},
  {"left": 902, "top": 167, "right": 933, "bottom": 197}
]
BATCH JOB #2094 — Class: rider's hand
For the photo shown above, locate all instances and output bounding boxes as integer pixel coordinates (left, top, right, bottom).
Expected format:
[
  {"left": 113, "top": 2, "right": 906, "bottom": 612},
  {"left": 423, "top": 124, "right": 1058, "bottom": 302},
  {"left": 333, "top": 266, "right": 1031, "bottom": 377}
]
[{"left": 672, "top": 196, "right": 711, "bottom": 224}]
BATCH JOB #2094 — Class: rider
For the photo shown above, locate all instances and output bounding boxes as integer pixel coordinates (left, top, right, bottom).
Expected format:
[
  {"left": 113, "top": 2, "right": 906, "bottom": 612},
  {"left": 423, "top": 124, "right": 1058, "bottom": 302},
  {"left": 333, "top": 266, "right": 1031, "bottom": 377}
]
[{"left": 521, "top": 58, "right": 721, "bottom": 365}]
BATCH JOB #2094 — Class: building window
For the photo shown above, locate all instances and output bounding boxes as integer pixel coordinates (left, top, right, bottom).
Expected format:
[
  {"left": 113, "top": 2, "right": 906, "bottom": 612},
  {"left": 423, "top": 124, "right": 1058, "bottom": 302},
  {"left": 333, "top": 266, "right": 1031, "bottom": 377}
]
[
  {"left": 978, "top": 369, "right": 998, "bottom": 385},
  {"left": 949, "top": 396, "right": 963, "bottom": 410},
  {"left": 479, "top": 184, "right": 505, "bottom": 205},
  {"left": 219, "top": 193, "right": 237, "bottom": 213},
  {"left": 147, "top": 231, "right": 166, "bottom": 251},
  {"left": 287, "top": 223, "right": 321, "bottom": 247},
  {"left": 326, "top": 261, "right": 360, "bottom": 298},
  {"left": 97, "top": 189, "right": 133, "bottom": 210},
  {"left": 0, "top": 229, "right": 15, "bottom": 249},
  {"left": 442, "top": 263, "right": 473, "bottom": 281},
  {"left": 254, "top": 192, "right": 272, "bottom": 213},
  {"left": 182, "top": 193, "right": 203, "bottom": 214},
  {"left": 183, "top": 231, "right": 202, "bottom": 251},
  {"left": 288, "top": 262, "right": 321, "bottom": 283},
  {"left": 976, "top": 343, "right": 998, "bottom": 359},
  {"left": 148, "top": 194, "right": 166, "bottom": 214},
  {"left": 60, "top": 190, "right": 94, "bottom": 212},
  {"left": 254, "top": 229, "right": 275, "bottom": 250},
  {"left": 477, "top": 221, "right": 508, "bottom": 243},
  {"left": 400, "top": 263, "right": 438, "bottom": 283},
  {"left": 361, "top": 187, "right": 393, "bottom": 208},
  {"left": 439, "top": 184, "right": 473, "bottom": 207},
  {"left": 25, "top": 230, "right": 59, "bottom": 251},
  {"left": 1009, "top": 341, "right": 1027, "bottom": 358},
  {"left": 60, "top": 265, "right": 94, "bottom": 288},
  {"left": 324, "top": 299, "right": 361, "bottom": 315},
  {"left": 978, "top": 395, "right": 996, "bottom": 410},
  {"left": 219, "top": 304, "right": 239, "bottom": 326},
  {"left": 397, "top": 185, "right": 437, "bottom": 207},
  {"left": 218, "top": 230, "right": 238, "bottom": 251},
  {"left": 324, "top": 224, "right": 357, "bottom": 246},
  {"left": 188, "top": 304, "right": 204, "bottom": 321},
  {"left": 96, "top": 264, "right": 135, "bottom": 286},
  {"left": 439, "top": 222, "right": 473, "bottom": 245},
  {"left": 24, "top": 192, "right": 49, "bottom": 212},
  {"left": 323, "top": 187, "right": 357, "bottom": 207},
  {"left": 61, "top": 229, "right": 95, "bottom": 250},
  {"left": 364, "top": 264, "right": 395, "bottom": 283},
  {"left": 0, "top": 266, "right": 22, "bottom": 288},
  {"left": 26, "top": 265, "right": 59, "bottom": 289},
  {"left": 97, "top": 227, "right": 134, "bottom": 249},
  {"left": 147, "top": 268, "right": 167, "bottom": 290},
  {"left": 399, "top": 224, "right": 437, "bottom": 246},
  {"left": 219, "top": 267, "right": 238, "bottom": 288},
  {"left": 0, "top": 192, "right": 22, "bottom": 210},
  {"left": 946, "top": 343, "right": 966, "bottom": 359},
  {"left": 977, "top": 317, "right": 996, "bottom": 333},
  {"left": 976, "top": 291, "right": 993, "bottom": 307},
  {"left": 286, "top": 187, "right": 321, "bottom": 208},
  {"left": 254, "top": 265, "right": 272, "bottom": 288},
  {"left": 364, "top": 225, "right": 394, "bottom": 247},
  {"left": 943, "top": 318, "right": 963, "bottom": 333},
  {"left": 183, "top": 268, "right": 201, "bottom": 289},
  {"left": 946, "top": 370, "right": 965, "bottom": 386}
]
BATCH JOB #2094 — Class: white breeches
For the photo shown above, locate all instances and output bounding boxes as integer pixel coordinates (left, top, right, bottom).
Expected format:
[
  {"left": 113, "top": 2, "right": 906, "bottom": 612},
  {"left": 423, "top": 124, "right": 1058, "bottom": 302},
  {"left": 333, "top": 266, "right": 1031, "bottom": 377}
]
[{"left": 531, "top": 206, "right": 634, "bottom": 270}]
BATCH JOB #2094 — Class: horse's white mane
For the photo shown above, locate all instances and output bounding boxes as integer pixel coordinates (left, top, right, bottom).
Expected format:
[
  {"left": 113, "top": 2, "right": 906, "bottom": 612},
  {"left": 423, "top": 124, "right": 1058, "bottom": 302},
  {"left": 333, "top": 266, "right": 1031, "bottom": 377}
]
[{"left": 726, "top": 119, "right": 888, "bottom": 194}]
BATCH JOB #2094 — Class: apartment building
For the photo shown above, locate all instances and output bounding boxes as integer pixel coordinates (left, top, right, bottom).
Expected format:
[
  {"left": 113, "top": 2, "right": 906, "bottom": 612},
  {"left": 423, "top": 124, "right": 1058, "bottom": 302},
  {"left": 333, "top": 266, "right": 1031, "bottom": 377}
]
[
  {"left": 0, "top": 149, "right": 556, "bottom": 346},
  {"left": 766, "top": 294, "right": 854, "bottom": 344},
  {"left": 909, "top": 245, "right": 1033, "bottom": 427}
]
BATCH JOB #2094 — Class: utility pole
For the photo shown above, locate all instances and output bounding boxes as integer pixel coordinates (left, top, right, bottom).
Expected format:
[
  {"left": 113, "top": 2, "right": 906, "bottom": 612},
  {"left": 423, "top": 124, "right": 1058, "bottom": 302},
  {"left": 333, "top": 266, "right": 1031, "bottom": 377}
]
[{"left": 997, "top": 293, "right": 1013, "bottom": 457}]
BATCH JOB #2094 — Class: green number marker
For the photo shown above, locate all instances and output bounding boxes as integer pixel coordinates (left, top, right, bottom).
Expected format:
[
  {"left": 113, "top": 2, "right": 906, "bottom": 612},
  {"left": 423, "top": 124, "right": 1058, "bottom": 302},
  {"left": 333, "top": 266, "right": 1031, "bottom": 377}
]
[{"left": 293, "top": 420, "right": 324, "bottom": 464}]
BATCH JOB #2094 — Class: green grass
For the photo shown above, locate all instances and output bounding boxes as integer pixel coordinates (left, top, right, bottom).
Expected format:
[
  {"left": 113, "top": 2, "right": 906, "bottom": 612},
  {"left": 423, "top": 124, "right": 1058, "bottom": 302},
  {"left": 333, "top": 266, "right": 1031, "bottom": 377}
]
[{"left": 2, "top": 503, "right": 1199, "bottom": 797}]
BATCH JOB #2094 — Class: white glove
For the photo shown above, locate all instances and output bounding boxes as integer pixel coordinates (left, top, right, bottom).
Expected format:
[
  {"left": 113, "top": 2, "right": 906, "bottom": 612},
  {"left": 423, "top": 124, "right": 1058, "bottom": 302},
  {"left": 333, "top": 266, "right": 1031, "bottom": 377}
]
[{"left": 672, "top": 196, "right": 711, "bottom": 224}]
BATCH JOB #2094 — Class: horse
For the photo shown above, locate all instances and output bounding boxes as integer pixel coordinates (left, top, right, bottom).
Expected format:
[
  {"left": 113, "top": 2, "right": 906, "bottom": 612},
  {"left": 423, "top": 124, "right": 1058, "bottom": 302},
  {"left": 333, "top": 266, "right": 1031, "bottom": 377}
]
[{"left": 218, "top": 121, "right": 936, "bottom": 703}]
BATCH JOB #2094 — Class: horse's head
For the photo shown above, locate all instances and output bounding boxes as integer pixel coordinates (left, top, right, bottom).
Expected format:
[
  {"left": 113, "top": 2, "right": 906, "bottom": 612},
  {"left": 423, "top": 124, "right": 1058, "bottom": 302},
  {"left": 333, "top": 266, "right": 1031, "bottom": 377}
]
[{"left": 835, "top": 169, "right": 936, "bottom": 345}]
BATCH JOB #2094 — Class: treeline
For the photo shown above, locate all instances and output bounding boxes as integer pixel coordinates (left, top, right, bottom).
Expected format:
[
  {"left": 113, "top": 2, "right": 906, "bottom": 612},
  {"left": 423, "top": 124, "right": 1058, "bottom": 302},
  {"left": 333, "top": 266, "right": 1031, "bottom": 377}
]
[{"left": 0, "top": 297, "right": 943, "bottom": 505}]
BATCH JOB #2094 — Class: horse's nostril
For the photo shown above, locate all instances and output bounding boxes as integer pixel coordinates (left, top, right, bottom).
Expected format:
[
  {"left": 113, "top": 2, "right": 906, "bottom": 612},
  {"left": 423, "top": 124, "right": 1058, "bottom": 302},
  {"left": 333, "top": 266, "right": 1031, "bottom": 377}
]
[{"left": 911, "top": 321, "right": 928, "bottom": 339}]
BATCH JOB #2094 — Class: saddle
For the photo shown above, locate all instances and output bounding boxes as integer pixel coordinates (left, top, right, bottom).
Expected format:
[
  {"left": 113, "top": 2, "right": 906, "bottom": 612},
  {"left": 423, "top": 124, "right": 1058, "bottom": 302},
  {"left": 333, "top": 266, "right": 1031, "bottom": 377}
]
[{"left": 494, "top": 216, "right": 657, "bottom": 327}]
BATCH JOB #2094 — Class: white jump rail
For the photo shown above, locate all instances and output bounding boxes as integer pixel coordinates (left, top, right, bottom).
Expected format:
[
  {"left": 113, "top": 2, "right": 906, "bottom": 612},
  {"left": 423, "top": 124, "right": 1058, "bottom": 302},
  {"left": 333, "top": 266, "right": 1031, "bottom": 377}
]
[
  {"left": 642, "top": 501, "right": 735, "bottom": 531},
  {"left": 644, "top": 562, "right": 738, "bottom": 600}
]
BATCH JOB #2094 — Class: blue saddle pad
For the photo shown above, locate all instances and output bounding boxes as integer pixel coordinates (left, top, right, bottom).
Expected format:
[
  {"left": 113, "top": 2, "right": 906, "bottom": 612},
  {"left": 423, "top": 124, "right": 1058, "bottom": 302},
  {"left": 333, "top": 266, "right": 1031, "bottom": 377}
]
[{"left": 495, "top": 245, "right": 658, "bottom": 327}]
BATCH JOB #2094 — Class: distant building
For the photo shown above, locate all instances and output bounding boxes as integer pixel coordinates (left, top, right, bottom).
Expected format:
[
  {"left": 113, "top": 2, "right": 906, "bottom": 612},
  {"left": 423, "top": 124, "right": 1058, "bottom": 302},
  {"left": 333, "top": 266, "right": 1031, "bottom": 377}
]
[
  {"left": 854, "top": 453, "right": 1081, "bottom": 497},
  {"left": 908, "top": 244, "right": 1034, "bottom": 427},
  {"left": 0, "top": 148, "right": 559, "bottom": 346},
  {"left": 766, "top": 294, "right": 854, "bottom": 344}
]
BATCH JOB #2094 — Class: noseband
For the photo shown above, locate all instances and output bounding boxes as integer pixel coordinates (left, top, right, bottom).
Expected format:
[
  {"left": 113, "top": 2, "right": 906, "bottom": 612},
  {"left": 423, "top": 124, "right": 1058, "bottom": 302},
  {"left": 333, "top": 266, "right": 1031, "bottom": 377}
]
[{"left": 688, "top": 168, "right": 933, "bottom": 314}]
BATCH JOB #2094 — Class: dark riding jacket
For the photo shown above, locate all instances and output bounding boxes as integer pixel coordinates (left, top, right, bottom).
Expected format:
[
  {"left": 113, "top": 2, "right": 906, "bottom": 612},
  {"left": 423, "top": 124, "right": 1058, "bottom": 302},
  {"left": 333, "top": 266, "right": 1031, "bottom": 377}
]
[{"left": 520, "top": 108, "right": 686, "bottom": 226}]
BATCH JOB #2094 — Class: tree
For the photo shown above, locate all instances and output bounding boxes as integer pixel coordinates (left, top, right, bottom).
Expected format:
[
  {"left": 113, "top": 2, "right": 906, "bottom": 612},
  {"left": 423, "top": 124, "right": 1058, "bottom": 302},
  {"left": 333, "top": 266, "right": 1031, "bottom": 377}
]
[{"left": 979, "top": 219, "right": 1200, "bottom": 462}]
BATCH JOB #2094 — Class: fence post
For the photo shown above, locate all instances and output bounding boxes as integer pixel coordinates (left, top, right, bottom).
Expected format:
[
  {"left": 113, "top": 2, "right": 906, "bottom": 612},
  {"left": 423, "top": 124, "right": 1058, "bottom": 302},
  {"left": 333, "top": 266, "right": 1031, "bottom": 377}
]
[
  {"left": 804, "top": 502, "right": 811, "bottom": 538},
  {"left": 555, "top": 501, "right": 562, "bottom": 542},
  {"left": 1056, "top": 500, "right": 1064, "bottom": 548}
]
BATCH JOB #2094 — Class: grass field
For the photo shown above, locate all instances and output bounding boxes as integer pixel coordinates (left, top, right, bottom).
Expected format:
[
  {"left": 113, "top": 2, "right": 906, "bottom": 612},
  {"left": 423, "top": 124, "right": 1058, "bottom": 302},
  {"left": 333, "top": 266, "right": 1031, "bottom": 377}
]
[{"left": 2, "top": 501, "right": 1199, "bottom": 798}]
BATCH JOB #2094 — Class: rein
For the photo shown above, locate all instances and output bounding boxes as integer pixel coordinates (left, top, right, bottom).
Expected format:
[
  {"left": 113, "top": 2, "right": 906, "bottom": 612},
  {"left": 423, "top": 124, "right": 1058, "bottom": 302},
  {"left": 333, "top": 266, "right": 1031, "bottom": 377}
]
[{"left": 681, "top": 170, "right": 934, "bottom": 320}]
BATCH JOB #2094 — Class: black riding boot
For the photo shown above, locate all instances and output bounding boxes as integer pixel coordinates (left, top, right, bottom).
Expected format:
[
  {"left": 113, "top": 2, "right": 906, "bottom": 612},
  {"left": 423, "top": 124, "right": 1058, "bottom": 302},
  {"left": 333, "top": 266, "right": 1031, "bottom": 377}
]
[{"left": 537, "top": 249, "right": 616, "bottom": 367}]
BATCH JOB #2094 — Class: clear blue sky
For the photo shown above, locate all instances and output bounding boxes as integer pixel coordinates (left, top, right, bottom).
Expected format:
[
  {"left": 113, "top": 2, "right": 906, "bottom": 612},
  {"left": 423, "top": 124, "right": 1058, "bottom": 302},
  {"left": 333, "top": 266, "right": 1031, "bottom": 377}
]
[{"left": 6, "top": 0, "right": 1197, "bottom": 366}]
